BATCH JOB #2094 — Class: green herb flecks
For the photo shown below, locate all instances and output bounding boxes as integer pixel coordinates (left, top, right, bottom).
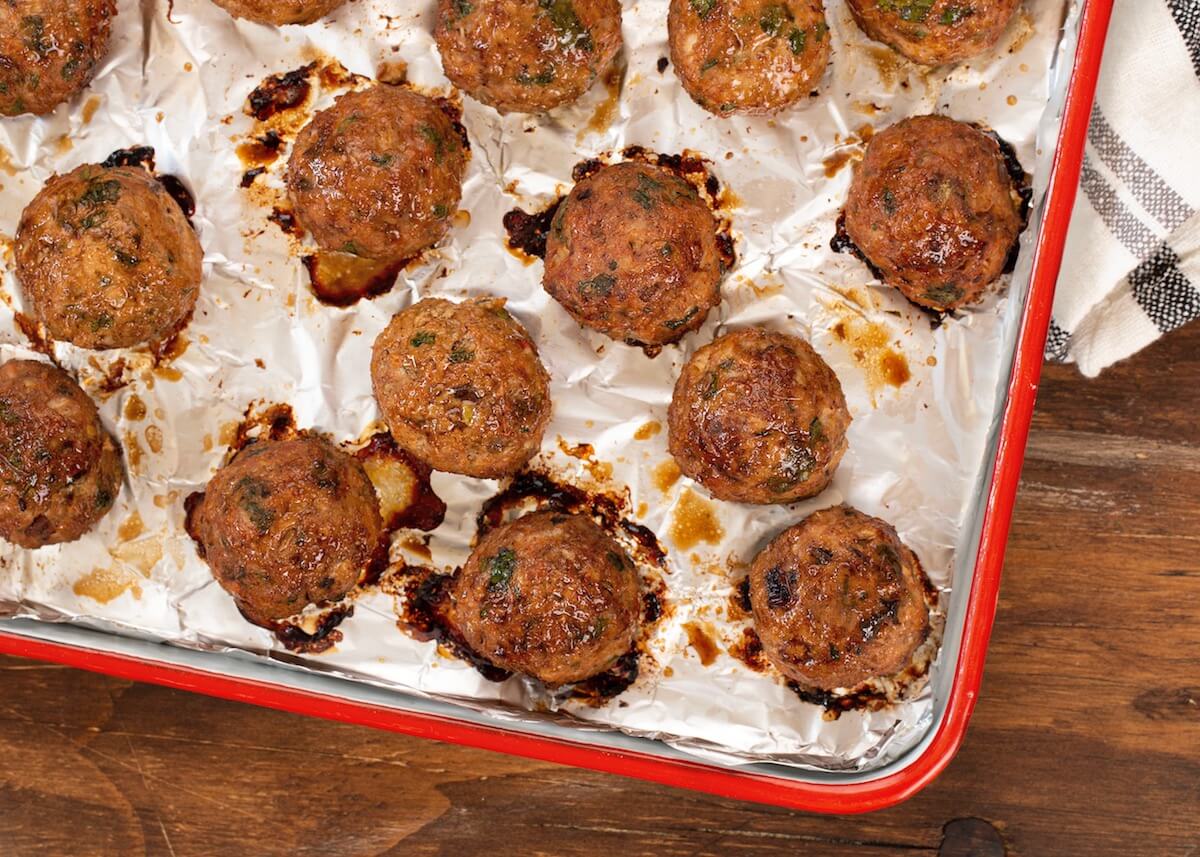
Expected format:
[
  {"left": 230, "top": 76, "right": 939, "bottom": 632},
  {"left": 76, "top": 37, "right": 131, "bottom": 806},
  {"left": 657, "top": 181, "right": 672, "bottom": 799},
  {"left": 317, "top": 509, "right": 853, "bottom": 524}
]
[
  {"left": 663, "top": 306, "right": 699, "bottom": 330},
  {"left": 22, "top": 16, "right": 52, "bottom": 58},
  {"left": 236, "top": 476, "right": 275, "bottom": 535},
  {"left": 759, "top": 4, "right": 791, "bottom": 36},
  {"left": 631, "top": 172, "right": 664, "bottom": 210},
  {"left": 79, "top": 179, "right": 121, "bottom": 208},
  {"left": 578, "top": 272, "right": 616, "bottom": 297},
  {"left": 516, "top": 66, "right": 557, "bottom": 86},
  {"left": 485, "top": 547, "right": 518, "bottom": 592},
  {"left": 882, "top": 187, "right": 898, "bottom": 215},
  {"left": 940, "top": 5, "right": 974, "bottom": 24},
  {"left": 410, "top": 330, "right": 436, "bottom": 347},
  {"left": 537, "top": 0, "right": 593, "bottom": 51},
  {"left": 689, "top": 0, "right": 717, "bottom": 18},
  {"left": 419, "top": 124, "right": 449, "bottom": 163},
  {"left": 370, "top": 153, "right": 394, "bottom": 167},
  {"left": 449, "top": 341, "right": 475, "bottom": 363},
  {"left": 788, "top": 27, "right": 808, "bottom": 54}
]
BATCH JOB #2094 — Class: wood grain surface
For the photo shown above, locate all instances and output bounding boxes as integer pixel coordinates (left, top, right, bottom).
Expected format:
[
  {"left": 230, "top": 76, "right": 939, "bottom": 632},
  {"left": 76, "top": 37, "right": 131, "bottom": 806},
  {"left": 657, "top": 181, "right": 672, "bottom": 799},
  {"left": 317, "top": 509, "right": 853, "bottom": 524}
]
[{"left": 1, "top": 323, "right": 1198, "bottom": 856}]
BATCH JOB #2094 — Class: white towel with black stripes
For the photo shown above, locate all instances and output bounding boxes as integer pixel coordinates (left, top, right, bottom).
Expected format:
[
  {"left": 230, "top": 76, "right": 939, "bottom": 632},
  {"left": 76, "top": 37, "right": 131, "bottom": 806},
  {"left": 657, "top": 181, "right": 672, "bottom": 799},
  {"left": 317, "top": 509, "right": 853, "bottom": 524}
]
[{"left": 1045, "top": 0, "right": 1200, "bottom": 376}]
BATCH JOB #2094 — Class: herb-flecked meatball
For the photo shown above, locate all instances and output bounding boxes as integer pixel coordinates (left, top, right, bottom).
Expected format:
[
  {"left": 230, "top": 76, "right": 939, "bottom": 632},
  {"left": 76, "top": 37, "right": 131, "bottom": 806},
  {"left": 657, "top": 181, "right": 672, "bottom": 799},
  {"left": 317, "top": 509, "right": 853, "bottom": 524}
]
[
  {"left": 434, "top": 0, "right": 623, "bottom": 114},
  {"left": 286, "top": 85, "right": 468, "bottom": 263},
  {"left": 15, "top": 164, "right": 203, "bottom": 350},
  {"left": 543, "top": 162, "right": 726, "bottom": 347},
  {"left": 668, "top": 328, "right": 849, "bottom": 505},
  {"left": 209, "top": 0, "right": 346, "bottom": 25},
  {"left": 189, "top": 436, "right": 383, "bottom": 626},
  {"left": 371, "top": 296, "right": 552, "bottom": 479},
  {"left": 749, "top": 505, "right": 932, "bottom": 691},
  {"left": 0, "top": 0, "right": 116, "bottom": 117},
  {"left": 0, "top": 360, "right": 121, "bottom": 548},
  {"left": 842, "top": 115, "right": 1024, "bottom": 311},
  {"left": 846, "top": 0, "right": 1021, "bottom": 66},
  {"left": 668, "top": 0, "right": 830, "bottom": 116},
  {"left": 446, "top": 510, "right": 640, "bottom": 685}
]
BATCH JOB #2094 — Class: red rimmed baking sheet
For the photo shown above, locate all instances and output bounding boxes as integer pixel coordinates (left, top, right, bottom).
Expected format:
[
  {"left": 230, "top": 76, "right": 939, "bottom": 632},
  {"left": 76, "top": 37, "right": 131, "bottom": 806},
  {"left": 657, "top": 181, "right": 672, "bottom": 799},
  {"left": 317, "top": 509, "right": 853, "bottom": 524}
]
[{"left": 0, "top": 0, "right": 1113, "bottom": 813}]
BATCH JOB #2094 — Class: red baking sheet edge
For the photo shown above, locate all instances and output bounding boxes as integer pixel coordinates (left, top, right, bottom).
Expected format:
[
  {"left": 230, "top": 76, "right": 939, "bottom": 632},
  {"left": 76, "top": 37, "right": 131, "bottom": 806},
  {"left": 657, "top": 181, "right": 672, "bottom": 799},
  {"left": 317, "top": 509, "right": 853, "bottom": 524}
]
[{"left": 0, "top": 0, "right": 1113, "bottom": 815}]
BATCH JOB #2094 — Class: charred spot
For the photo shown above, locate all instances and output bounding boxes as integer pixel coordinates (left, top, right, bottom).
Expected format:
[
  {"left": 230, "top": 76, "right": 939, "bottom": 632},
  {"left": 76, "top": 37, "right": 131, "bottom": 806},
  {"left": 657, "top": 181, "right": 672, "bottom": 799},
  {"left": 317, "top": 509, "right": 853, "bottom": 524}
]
[
  {"left": 809, "top": 545, "right": 833, "bottom": 565},
  {"left": 502, "top": 199, "right": 561, "bottom": 261},
  {"left": 269, "top": 603, "right": 353, "bottom": 654},
  {"left": 247, "top": 64, "right": 315, "bottom": 121},
  {"left": 764, "top": 566, "right": 796, "bottom": 610},
  {"left": 102, "top": 146, "right": 155, "bottom": 170}
]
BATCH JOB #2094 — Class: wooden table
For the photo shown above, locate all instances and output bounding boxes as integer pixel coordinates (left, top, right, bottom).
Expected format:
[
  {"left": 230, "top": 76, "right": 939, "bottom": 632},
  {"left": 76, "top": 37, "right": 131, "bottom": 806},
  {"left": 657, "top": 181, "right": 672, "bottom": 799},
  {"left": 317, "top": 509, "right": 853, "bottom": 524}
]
[{"left": 2, "top": 323, "right": 1198, "bottom": 857}]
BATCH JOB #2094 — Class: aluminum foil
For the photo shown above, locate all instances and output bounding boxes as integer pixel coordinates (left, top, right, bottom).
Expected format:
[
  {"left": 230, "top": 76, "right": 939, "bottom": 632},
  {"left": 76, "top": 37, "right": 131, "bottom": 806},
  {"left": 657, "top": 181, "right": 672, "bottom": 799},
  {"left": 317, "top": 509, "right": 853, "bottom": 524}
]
[{"left": 0, "top": 0, "right": 1076, "bottom": 772}]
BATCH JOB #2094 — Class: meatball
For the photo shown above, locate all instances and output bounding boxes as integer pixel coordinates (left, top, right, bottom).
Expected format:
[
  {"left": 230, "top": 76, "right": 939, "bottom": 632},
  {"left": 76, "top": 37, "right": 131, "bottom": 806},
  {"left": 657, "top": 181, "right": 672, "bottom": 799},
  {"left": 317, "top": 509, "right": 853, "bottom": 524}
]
[
  {"left": 668, "top": 0, "right": 830, "bottom": 116},
  {"left": 846, "top": 0, "right": 1020, "bottom": 66},
  {"left": 434, "top": 0, "right": 623, "bottom": 114},
  {"left": 668, "top": 328, "right": 849, "bottom": 505},
  {"left": 189, "top": 436, "right": 383, "bottom": 626},
  {"left": 842, "top": 115, "right": 1024, "bottom": 311},
  {"left": 15, "top": 164, "right": 203, "bottom": 350},
  {"left": 0, "top": 0, "right": 116, "bottom": 117},
  {"left": 447, "top": 510, "right": 640, "bottom": 685},
  {"left": 543, "top": 162, "right": 725, "bottom": 347},
  {"left": 286, "top": 85, "right": 467, "bottom": 264},
  {"left": 371, "top": 296, "right": 551, "bottom": 479},
  {"left": 209, "top": 0, "right": 346, "bottom": 25},
  {"left": 749, "top": 505, "right": 931, "bottom": 691},
  {"left": 0, "top": 360, "right": 121, "bottom": 549}
]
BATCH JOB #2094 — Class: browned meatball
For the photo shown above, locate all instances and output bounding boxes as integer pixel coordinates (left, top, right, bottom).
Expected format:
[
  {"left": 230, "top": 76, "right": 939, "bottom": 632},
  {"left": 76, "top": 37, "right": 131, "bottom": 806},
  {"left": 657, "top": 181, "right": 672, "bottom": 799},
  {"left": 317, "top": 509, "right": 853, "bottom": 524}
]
[
  {"left": 0, "top": 360, "right": 121, "bottom": 548},
  {"left": 15, "top": 164, "right": 203, "bottom": 350},
  {"left": 846, "top": 0, "right": 1020, "bottom": 66},
  {"left": 371, "top": 296, "right": 551, "bottom": 479},
  {"left": 0, "top": 0, "right": 116, "bottom": 117},
  {"left": 190, "top": 436, "right": 383, "bottom": 626},
  {"left": 209, "top": 0, "right": 346, "bottom": 25},
  {"left": 434, "top": 0, "right": 623, "bottom": 114},
  {"left": 668, "top": 328, "right": 849, "bottom": 505},
  {"left": 842, "top": 115, "right": 1024, "bottom": 311},
  {"left": 286, "top": 85, "right": 468, "bottom": 263},
  {"left": 668, "top": 0, "right": 830, "bottom": 116},
  {"left": 749, "top": 505, "right": 931, "bottom": 691},
  {"left": 446, "top": 510, "right": 640, "bottom": 685},
  {"left": 543, "top": 162, "right": 725, "bottom": 347}
]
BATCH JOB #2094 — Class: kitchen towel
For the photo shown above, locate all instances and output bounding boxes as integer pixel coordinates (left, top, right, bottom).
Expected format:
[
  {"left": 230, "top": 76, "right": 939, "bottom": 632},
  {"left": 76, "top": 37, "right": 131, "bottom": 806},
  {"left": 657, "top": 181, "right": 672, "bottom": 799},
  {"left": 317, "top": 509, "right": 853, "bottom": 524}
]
[{"left": 1046, "top": 0, "right": 1200, "bottom": 376}]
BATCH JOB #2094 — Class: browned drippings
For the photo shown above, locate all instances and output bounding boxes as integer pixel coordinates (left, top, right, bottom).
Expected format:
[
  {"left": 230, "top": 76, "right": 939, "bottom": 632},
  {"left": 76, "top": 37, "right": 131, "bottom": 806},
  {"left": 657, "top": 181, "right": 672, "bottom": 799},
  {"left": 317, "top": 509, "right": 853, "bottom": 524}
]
[
  {"left": 651, "top": 459, "right": 681, "bottom": 494},
  {"left": 101, "top": 146, "right": 196, "bottom": 226},
  {"left": 823, "top": 150, "right": 859, "bottom": 179},
  {"left": 683, "top": 621, "right": 720, "bottom": 666},
  {"left": 268, "top": 604, "right": 352, "bottom": 654},
  {"left": 729, "top": 626, "right": 768, "bottom": 672},
  {"left": 578, "top": 63, "right": 624, "bottom": 142},
  {"left": 302, "top": 251, "right": 406, "bottom": 307},
  {"left": 556, "top": 437, "right": 613, "bottom": 483},
  {"left": 123, "top": 394, "right": 147, "bottom": 421},
  {"left": 634, "top": 420, "right": 661, "bottom": 441},
  {"left": 502, "top": 199, "right": 561, "bottom": 262},
  {"left": 247, "top": 64, "right": 316, "bottom": 121},
  {"left": 668, "top": 488, "right": 723, "bottom": 550},
  {"left": 14, "top": 312, "right": 54, "bottom": 358},
  {"left": 268, "top": 207, "right": 303, "bottom": 236},
  {"left": 237, "top": 130, "right": 285, "bottom": 187},
  {"left": 353, "top": 430, "right": 446, "bottom": 532},
  {"left": 376, "top": 60, "right": 408, "bottom": 85},
  {"left": 729, "top": 576, "right": 752, "bottom": 620},
  {"left": 830, "top": 311, "right": 911, "bottom": 394}
]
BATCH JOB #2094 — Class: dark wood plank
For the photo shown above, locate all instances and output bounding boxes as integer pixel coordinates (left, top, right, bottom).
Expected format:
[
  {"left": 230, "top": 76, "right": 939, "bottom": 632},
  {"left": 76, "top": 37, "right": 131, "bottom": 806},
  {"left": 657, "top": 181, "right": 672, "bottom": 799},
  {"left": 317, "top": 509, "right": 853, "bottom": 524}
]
[{"left": 1, "top": 320, "right": 1198, "bottom": 856}]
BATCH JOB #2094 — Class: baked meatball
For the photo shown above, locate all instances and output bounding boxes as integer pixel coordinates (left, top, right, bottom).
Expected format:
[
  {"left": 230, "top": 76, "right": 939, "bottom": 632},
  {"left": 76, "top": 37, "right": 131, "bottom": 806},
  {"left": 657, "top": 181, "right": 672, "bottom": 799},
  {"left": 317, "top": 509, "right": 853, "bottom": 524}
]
[
  {"left": 842, "top": 115, "right": 1024, "bottom": 311},
  {"left": 434, "top": 0, "right": 623, "bottom": 114},
  {"left": 846, "top": 0, "right": 1020, "bottom": 66},
  {"left": 190, "top": 436, "right": 383, "bottom": 626},
  {"left": 543, "top": 162, "right": 725, "bottom": 347},
  {"left": 668, "top": 0, "right": 830, "bottom": 116},
  {"left": 0, "top": 0, "right": 116, "bottom": 117},
  {"left": 371, "top": 296, "right": 551, "bottom": 478},
  {"left": 668, "top": 328, "right": 849, "bottom": 505},
  {"left": 286, "top": 85, "right": 468, "bottom": 263},
  {"left": 209, "top": 0, "right": 346, "bottom": 25},
  {"left": 0, "top": 360, "right": 121, "bottom": 548},
  {"left": 447, "top": 510, "right": 640, "bottom": 685},
  {"left": 749, "top": 505, "right": 931, "bottom": 691},
  {"left": 15, "top": 164, "right": 203, "bottom": 350}
]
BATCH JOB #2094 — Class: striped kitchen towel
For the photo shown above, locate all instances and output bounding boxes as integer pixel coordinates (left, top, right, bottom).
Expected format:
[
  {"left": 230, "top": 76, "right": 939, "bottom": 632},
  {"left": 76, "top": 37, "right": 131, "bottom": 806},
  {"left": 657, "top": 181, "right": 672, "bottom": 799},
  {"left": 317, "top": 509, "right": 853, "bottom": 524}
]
[{"left": 1046, "top": 0, "right": 1200, "bottom": 376}]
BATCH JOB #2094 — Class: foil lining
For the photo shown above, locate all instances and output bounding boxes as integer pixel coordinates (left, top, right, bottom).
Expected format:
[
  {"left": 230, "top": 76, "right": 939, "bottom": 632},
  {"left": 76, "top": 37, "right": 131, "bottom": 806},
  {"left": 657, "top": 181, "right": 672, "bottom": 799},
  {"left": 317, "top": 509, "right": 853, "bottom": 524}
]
[{"left": 0, "top": 0, "right": 1077, "bottom": 772}]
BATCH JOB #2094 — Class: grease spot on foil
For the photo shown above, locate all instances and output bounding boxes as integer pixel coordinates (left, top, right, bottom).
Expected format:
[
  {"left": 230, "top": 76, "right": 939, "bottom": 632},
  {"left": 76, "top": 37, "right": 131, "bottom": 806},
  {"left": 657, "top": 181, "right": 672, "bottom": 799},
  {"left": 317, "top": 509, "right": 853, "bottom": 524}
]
[{"left": 668, "top": 488, "right": 723, "bottom": 550}]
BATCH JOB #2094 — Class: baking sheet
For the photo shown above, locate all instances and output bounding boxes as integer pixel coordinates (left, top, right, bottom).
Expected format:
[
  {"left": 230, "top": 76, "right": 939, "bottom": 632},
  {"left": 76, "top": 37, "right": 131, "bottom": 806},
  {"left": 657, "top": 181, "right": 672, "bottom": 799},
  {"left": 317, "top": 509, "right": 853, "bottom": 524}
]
[{"left": 0, "top": 0, "right": 1076, "bottom": 772}]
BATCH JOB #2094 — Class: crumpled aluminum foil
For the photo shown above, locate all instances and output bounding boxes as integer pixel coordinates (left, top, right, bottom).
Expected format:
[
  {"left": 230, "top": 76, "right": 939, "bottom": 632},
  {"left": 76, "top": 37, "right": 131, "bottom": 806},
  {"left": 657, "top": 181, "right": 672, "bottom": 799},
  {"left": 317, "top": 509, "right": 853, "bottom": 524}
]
[{"left": 0, "top": 0, "right": 1075, "bottom": 772}]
